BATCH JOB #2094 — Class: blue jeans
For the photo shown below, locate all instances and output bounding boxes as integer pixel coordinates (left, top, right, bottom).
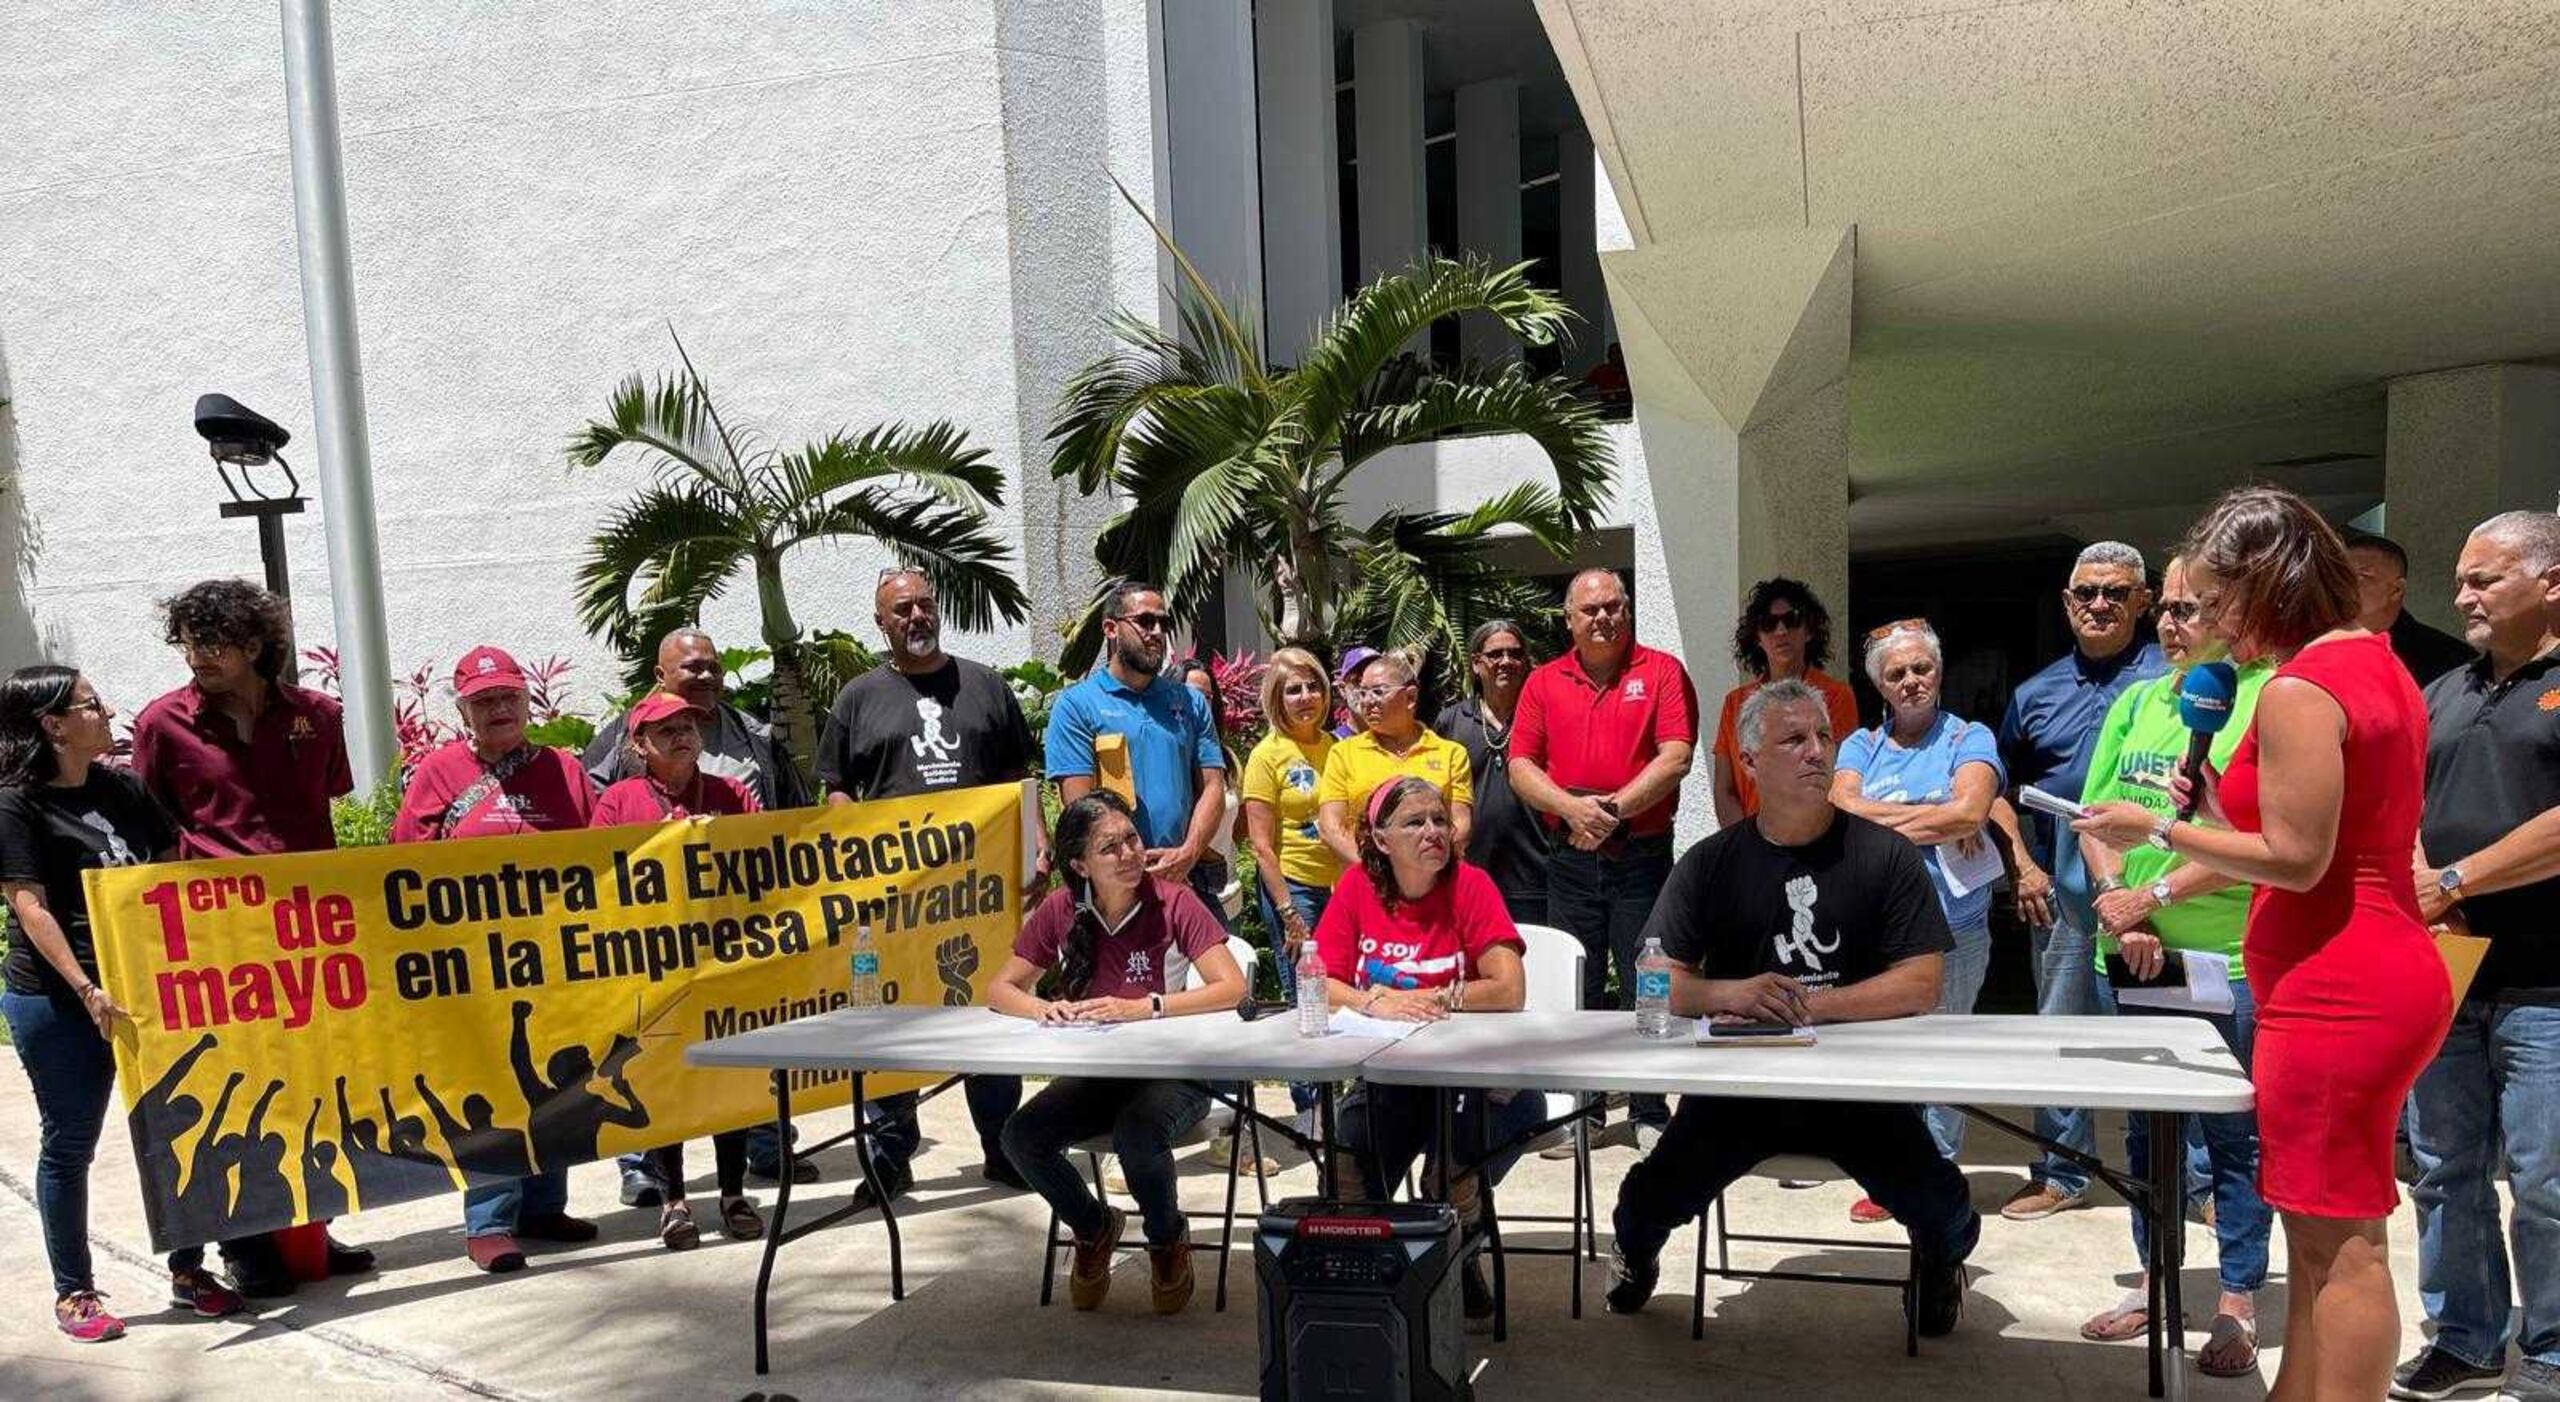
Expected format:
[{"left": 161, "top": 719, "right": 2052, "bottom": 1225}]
[
  {"left": 1002, "top": 1077, "right": 1209, "bottom": 1245},
  {"left": 1255, "top": 878, "right": 1332, "bottom": 1114},
  {"left": 635, "top": 1122, "right": 788, "bottom": 1181},
  {"left": 2029, "top": 901, "right": 2100, "bottom": 1193},
  {"left": 2409, "top": 998, "right": 2560, "bottom": 1370},
  {"left": 2097, "top": 976, "right": 2271, "bottom": 1293},
  {"left": 1547, "top": 835, "right": 1674, "bottom": 1128},
  {"left": 3, "top": 992, "right": 217, "bottom": 1295},
  {"left": 1337, "top": 1082, "right": 1547, "bottom": 1206},
  {"left": 463, "top": 1170, "right": 569, "bottom": 1237},
  {"left": 863, "top": 1076, "right": 1026, "bottom": 1176},
  {"left": 1924, "top": 924, "right": 1994, "bottom": 1160}
]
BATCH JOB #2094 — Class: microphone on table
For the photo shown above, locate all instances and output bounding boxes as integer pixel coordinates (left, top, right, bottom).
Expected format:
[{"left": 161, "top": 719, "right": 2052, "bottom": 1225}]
[{"left": 2174, "top": 661, "right": 2240, "bottom": 821}]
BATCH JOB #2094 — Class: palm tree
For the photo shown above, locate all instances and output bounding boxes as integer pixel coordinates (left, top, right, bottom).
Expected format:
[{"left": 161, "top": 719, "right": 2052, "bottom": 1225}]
[
  {"left": 1046, "top": 182, "right": 1613, "bottom": 681},
  {"left": 571, "top": 333, "right": 1028, "bottom": 777}
]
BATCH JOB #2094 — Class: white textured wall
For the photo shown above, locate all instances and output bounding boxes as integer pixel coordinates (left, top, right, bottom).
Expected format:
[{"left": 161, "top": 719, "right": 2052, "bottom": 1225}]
[{"left": 0, "top": 0, "right": 1158, "bottom": 721}]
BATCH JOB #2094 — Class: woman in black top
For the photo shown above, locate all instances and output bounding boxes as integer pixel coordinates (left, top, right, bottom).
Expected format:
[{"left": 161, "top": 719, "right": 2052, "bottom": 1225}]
[{"left": 0, "top": 667, "right": 246, "bottom": 1340}]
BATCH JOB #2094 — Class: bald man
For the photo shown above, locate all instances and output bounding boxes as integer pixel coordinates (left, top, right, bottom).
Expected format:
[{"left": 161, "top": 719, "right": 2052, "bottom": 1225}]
[
  {"left": 583, "top": 628, "right": 810, "bottom": 809},
  {"left": 2344, "top": 532, "right": 2474, "bottom": 687},
  {"left": 585, "top": 626, "right": 810, "bottom": 1201}
]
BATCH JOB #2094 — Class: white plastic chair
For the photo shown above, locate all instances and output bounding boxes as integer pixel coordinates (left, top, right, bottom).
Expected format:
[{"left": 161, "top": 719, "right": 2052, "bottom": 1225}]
[
  {"left": 1496, "top": 923, "right": 1599, "bottom": 1317},
  {"left": 1037, "top": 936, "right": 1265, "bottom": 1311}
]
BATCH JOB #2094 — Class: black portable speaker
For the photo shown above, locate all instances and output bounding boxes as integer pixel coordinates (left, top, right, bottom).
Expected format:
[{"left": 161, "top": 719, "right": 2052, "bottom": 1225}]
[{"left": 1255, "top": 1197, "right": 1469, "bottom": 1401}]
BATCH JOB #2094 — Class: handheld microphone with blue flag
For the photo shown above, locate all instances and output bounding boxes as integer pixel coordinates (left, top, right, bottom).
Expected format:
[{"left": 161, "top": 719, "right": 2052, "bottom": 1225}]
[{"left": 2174, "top": 661, "right": 2240, "bottom": 820}]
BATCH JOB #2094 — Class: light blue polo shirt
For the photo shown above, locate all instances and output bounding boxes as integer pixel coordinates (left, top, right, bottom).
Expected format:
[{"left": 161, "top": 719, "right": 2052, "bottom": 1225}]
[
  {"left": 1043, "top": 668, "right": 1226, "bottom": 849},
  {"left": 1837, "top": 711, "right": 2006, "bottom": 933}
]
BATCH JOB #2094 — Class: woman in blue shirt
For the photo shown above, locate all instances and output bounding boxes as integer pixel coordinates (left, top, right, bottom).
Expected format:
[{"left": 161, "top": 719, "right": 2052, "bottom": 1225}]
[{"left": 1831, "top": 620, "right": 2006, "bottom": 1216}]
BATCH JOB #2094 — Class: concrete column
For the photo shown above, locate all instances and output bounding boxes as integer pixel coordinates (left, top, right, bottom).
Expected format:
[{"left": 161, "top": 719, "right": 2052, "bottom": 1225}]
[
  {"left": 1455, "top": 78, "right": 1522, "bottom": 364},
  {"left": 1354, "top": 19, "right": 1427, "bottom": 285},
  {"left": 1557, "top": 127, "right": 1611, "bottom": 373},
  {"left": 1160, "top": 0, "right": 1263, "bottom": 346},
  {"left": 1255, "top": 0, "right": 1340, "bottom": 366},
  {"left": 1604, "top": 223, "right": 1856, "bottom": 842},
  {"left": 2385, "top": 363, "right": 2560, "bottom": 631}
]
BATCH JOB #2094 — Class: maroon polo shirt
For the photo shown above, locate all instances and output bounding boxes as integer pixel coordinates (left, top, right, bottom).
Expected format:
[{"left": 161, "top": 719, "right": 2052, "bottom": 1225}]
[
  {"left": 131, "top": 682, "right": 354, "bottom": 859},
  {"left": 1510, "top": 641, "right": 1700, "bottom": 836}
]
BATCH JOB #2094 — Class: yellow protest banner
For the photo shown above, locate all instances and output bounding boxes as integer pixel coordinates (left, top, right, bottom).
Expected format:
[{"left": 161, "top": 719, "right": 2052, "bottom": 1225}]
[{"left": 88, "top": 782, "right": 1025, "bottom": 1251}]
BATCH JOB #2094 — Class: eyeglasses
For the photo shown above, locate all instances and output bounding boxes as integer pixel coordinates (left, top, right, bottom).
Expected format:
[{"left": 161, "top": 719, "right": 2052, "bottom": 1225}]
[
  {"left": 1864, "top": 617, "right": 1928, "bottom": 641},
  {"left": 2069, "top": 583, "right": 2137, "bottom": 605},
  {"left": 1757, "top": 612, "right": 1806, "bottom": 634},
  {"left": 177, "top": 637, "right": 238, "bottom": 658},
  {"left": 1477, "top": 646, "right": 1526, "bottom": 662},
  {"left": 2160, "top": 600, "right": 2205, "bottom": 623},
  {"left": 58, "top": 698, "right": 107, "bottom": 716},
  {"left": 1111, "top": 611, "right": 1170, "bottom": 632},
  {"left": 1348, "top": 683, "right": 1411, "bottom": 704}
]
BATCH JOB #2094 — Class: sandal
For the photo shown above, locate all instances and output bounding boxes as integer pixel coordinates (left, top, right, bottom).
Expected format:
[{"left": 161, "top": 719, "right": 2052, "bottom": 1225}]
[
  {"left": 2079, "top": 1288, "right": 2151, "bottom": 1342},
  {"left": 719, "top": 1196, "right": 765, "bottom": 1241},
  {"left": 659, "top": 1202, "right": 701, "bottom": 1251},
  {"left": 2198, "top": 1312, "right": 2258, "bottom": 1377}
]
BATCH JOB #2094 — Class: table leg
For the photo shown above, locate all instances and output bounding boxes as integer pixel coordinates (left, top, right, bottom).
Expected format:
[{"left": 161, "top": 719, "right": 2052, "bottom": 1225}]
[
  {"left": 2150, "top": 1109, "right": 2188, "bottom": 1402},
  {"left": 751, "top": 1071, "right": 795, "bottom": 1376},
  {"left": 850, "top": 1073, "right": 905, "bottom": 1301},
  {"left": 1317, "top": 1083, "right": 1340, "bottom": 1199}
]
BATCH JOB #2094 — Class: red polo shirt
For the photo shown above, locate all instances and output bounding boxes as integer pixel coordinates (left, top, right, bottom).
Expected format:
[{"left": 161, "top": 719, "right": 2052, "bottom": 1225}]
[
  {"left": 1510, "top": 642, "right": 1699, "bottom": 836},
  {"left": 130, "top": 683, "right": 353, "bottom": 859}
]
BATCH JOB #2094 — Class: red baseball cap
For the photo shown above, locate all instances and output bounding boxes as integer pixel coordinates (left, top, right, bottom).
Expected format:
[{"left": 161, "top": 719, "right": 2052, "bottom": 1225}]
[
  {"left": 625, "top": 690, "right": 705, "bottom": 732},
  {"left": 453, "top": 645, "right": 529, "bottom": 698}
]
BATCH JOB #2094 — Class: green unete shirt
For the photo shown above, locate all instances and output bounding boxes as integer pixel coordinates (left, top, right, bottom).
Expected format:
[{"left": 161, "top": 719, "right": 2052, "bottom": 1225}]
[{"left": 2078, "top": 660, "right": 2273, "bottom": 970}]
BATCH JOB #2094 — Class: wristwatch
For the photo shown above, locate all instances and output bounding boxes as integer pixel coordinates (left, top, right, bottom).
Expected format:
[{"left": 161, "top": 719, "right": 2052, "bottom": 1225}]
[
  {"left": 2439, "top": 866, "right": 2465, "bottom": 900},
  {"left": 1149, "top": 992, "right": 1164, "bottom": 1020},
  {"left": 2147, "top": 878, "right": 2175, "bottom": 909},
  {"left": 2146, "top": 813, "right": 2178, "bottom": 851}
]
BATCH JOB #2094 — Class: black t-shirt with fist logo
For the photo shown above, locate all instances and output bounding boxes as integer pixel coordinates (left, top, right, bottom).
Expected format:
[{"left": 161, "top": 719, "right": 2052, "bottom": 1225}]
[
  {"left": 817, "top": 656, "right": 1034, "bottom": 801},
  {"left": 1642, "top": 811, "right": 1950, "bottom": 991}
]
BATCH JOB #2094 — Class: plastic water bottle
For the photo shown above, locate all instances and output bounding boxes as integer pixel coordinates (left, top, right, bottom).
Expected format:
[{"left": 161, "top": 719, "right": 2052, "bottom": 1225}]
[
  {"left": 1635, "top": 936, "right": 1675, "bottom": 1039},
  {"left": 849, "top": 921, "right": 883, "bottom": 1008},
  {"left": 1295, "top": 941, "right": 1329, "bottom": 1037}
]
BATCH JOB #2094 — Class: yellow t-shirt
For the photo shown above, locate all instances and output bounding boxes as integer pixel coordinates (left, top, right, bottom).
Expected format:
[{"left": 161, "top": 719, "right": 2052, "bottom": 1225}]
[
  {"left": 1241, "top": 729, "right": 1340, "bottom": 888},
  {"left": 1318, "top": 727, "right": 1475, "bottom": 818}
]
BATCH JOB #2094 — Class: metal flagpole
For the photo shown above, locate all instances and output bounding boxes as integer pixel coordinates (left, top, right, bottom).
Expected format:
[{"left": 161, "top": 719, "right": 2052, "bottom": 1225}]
[{"left": 279, "top": 0, "right": 398, "bottom": 787}]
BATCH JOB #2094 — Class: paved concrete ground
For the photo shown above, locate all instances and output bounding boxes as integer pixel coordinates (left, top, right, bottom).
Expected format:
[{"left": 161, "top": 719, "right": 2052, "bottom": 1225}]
[{"left": 0, "top": 1074, "right": 2457, "bottom": 1400}]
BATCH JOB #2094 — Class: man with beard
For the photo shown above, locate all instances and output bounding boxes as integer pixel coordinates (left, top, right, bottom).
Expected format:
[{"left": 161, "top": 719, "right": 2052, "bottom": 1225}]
[
  {"left": 813, "top": 568, "right": 1038, "bottom": 1207},
  {"left": 586, "top": 626, "right": 811, "bottom": 1203},
  {"left": 130, "top": 578, "right": 374, "bottom": 1294},
  {"left": 1045, "top": 581, "right": 1231, "bottom": 919}
]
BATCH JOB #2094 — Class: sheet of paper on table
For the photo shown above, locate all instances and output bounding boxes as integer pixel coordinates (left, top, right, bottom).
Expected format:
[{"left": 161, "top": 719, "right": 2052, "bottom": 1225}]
[
  {"left": 2115, "top": 950, "right": 2236, "bottom": 1015},
  {"left": 1328, "top": 1008, "right": 1425, "bottom": 1041}
]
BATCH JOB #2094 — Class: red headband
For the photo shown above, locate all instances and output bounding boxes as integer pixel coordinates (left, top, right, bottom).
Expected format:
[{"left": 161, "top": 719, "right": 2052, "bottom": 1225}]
[{"left": 1365, "top": 778, "right": 1407, "bottom": 830}]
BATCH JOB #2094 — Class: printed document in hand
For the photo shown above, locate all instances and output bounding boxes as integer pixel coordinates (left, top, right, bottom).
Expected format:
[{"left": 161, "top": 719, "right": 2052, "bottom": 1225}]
[
  {"left": 2115, "top": 950, "right": 2236, "bottom": 1015},
  {"left": 1329, "top": 1008, "right": 1426, "bottom": 1041},
  {"left": 1936, "top": 832, "right": 2008, "bottom": 899}
]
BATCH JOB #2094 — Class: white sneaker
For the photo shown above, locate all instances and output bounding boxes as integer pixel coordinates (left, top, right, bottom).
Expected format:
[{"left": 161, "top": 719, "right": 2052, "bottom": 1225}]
[{"left": 1634, "top": 1124, "right": 1663, "bottom": 1156}]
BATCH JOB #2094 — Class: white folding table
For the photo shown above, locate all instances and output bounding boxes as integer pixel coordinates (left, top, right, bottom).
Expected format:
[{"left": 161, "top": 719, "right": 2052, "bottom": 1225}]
[
  {"left": 686, "top": 1005, "right": 1397, "bottom": 1374},
  {"left": 1361, "top": 1010, "right": 2254, "bottom": 1401}
]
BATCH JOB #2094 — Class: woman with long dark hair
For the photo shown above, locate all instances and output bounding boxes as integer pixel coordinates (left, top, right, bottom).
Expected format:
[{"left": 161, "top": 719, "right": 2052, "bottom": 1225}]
[
  {"left": 1711, "top": 578, "right": 1861, "bottom": 826},
  {"left": 2078, "top": 486, "right": 2451, "bottom": 1399},
  {"left": 1314, "top": 776, "right": 1531, "bottom": 1330},
  {"left": 989, "top": 791, "right": 1247, "bottom": 1314},
  {"left": 0, "top": 666, "right": 245, "bottom": 1340}
]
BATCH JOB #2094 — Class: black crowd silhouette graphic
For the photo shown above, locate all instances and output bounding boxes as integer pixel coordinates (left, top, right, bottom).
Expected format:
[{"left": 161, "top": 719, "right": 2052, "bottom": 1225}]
[{"left": 131, "top": 1002, "right": 654, "bottom": 1239}]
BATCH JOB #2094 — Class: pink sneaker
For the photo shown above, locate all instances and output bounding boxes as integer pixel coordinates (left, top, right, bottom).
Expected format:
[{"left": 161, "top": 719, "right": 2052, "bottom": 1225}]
[
  {"left": 55, "top": 1289, "right": 126, "bottom": 1342},
  {"left": 170, "top": 1266, "right": 245, "bottom": 1317}
]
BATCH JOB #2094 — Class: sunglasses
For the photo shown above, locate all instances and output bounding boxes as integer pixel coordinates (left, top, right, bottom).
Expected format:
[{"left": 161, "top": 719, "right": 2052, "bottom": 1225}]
[
  {"left": 57, "top": 697, "right": 107, "bottom": 716},
  {"left": 1756, "top": 612, "right": 1805, "bottom": 634},
  {"left": 2069, "top": 583, "right": 2137, "bottom": 605},
  {"left": 1865, "top": 617, "right": 1928, "bottom": 641},
  {"left": 2160, "top": 601, "right": 2204, "bottom": 623},
  {"left": 1477, "top": 646, "right": 1526, "bottom": 662},
  {"left": 1110, "top": 611, "right": 1170, "bottom": 632}
]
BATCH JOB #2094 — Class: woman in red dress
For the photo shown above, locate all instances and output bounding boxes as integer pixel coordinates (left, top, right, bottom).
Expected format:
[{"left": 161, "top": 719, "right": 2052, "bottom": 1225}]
[{"left": 2079, "top": 486, "right": 2450, "bottom": 1400}]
